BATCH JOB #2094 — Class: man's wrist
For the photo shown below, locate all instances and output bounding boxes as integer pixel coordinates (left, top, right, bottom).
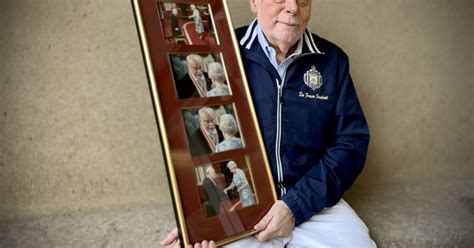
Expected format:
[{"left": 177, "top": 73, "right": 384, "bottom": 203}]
[
  {"left": 277, "top": 200, "right": 295, "bottom": 223},
  {"left": 281, "top": 193, "right": 306, "bottom": 226}
]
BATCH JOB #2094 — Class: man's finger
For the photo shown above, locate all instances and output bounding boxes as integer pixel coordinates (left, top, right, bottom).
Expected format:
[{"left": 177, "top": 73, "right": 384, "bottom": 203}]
[
  {"left": 255, "top": 214, "right": 277, "bottom": 242},
  {"left": 161, "top": 227, "right": 179, "bottom": 246},
  {"left": 255, "top": 227, "right": 271, "bottom": 242},
  {"left": 254, "top": 212, "right": 273, "bottom": 231},
  {"left": 173, "top": 240, "right": 181, "bottom": 248}
]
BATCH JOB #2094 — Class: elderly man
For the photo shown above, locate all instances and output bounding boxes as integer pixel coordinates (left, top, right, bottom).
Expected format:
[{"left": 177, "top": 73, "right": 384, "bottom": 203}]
[
  {"left": 188, "top": 107, "right": 223, "bottom": 157},
  {"left": 202, "top": 166, "right": 246, "bottom": 236},
  {"left": 202, "top": 167, "right": 227, "bottom": 217},
  {"left": 169, "top": 8, "right": 182, "bottom": 38},
  {"left": 163, "top": 0, "right": 375, "bottom": 247},
  {"left": 176, "top": 54, "right": 212, "bottom": 99}
]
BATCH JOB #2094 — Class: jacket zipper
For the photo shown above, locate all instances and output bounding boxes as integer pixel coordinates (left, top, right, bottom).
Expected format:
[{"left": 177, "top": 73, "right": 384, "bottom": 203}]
[
  {"left": 276, "top": 78, "right": 285, "bottom": 195},
  {"left": 274, "top": 53, "right": 313, "bottom": 196}
]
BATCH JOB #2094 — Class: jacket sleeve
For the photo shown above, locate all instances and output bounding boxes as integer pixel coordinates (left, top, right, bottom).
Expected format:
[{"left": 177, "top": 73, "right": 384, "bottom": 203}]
[{"left": 281, "top": 53, "right": 370, "bottom": 226}]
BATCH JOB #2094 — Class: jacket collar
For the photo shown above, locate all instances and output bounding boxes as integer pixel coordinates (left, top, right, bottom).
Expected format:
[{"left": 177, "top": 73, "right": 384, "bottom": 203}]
[{"left": 239, "top": 18, "right": 324, "bottom": 55}]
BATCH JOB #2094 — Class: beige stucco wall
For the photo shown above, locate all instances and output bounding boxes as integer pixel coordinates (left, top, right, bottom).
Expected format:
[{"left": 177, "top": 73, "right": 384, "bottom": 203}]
[
  {"left": 0, "top": 0, "right": 472, "bottom": 228},
  {"left": 0, "top": 0, "right": 165, "bottom": 218}
]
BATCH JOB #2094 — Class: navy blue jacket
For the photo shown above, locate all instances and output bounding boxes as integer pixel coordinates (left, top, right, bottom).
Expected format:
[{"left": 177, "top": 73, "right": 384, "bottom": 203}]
[{"left": 236, "top": 21, "right": 370, "bottom": 226}]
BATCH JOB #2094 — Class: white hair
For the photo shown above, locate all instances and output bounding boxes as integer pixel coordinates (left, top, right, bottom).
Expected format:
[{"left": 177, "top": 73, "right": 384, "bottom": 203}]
[
  {"left": 219, "top": 114, "right": 238, "bottom": 135},
  {"left": 208, "top": 62, "right": 226, "bottom": 82},
  {"left": 205, "top": 166, "right": 215, "bottom": 175},
  {"left": 186, "top": 54, "right": 203, "bottom": 65},
  {"left": 198, "top": 107, "right": 215, "bottom": 119},
  {"left": 227, "top": 161, "right": 237, "bottom": 170}
]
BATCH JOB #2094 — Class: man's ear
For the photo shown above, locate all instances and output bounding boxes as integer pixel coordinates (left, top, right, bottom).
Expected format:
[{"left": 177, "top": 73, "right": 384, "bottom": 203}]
[{"left": 249, "top": 0, "right": 258, "bottom": 15}]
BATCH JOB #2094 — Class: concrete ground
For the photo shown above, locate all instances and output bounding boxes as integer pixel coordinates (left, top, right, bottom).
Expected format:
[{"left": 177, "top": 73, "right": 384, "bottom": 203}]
[
  {"left": 345, "top": 179, "right": 474, "bottom": 247},
  {"left": 1, "top": 178, "right": 472, "bottom": 248}
]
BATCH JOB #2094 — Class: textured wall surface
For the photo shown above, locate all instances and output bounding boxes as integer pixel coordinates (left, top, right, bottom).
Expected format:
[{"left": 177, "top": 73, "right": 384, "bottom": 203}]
[
  {"left": 0, "top": 0, "right": 166, "bottom": 218},
  {"left": 0, "top": 0, "right": 473, "bottom": 246}
]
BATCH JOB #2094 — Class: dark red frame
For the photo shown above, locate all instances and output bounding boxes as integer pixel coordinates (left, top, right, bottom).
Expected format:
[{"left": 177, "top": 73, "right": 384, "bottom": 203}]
[{"left": 132, "top": 0, "right": 276, "bottom": 246}]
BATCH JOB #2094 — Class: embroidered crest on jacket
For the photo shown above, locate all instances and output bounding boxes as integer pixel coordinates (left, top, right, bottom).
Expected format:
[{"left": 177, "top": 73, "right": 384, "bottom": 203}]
[{"left": 303, "top": 66, "right": 323, "bottom": 90}]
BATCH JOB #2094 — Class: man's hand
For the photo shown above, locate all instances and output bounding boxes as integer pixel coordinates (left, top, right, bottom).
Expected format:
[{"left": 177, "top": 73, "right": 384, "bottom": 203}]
[
  {"left": 254, "top": 200, "right": 295, "bottom": 242},
  {"left": 160, "top": 227, "right": 216, "bottom": 248},
  {"left": 160, "top": 228, "right": 180, "bottom": 248}
]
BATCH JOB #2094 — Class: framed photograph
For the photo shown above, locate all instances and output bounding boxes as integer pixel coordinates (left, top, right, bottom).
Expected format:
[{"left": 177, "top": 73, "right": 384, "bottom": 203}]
[
  {"left": 157, "top": 2, "right": 218, "bottom": 45},
  {"left": 132, "top": 0, "right": 277, "bottom": 246}
]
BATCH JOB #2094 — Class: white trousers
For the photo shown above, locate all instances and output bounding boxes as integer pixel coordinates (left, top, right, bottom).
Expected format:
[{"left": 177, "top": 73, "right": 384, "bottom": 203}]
[{"left": 224, "top": 199, "right": 376, "bottom": 248}]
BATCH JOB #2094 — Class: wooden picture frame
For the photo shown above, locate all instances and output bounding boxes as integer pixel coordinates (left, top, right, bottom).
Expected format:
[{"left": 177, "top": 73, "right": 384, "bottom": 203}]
[{"left": 132, "top": 0, "right": 277, "bottom": 246}]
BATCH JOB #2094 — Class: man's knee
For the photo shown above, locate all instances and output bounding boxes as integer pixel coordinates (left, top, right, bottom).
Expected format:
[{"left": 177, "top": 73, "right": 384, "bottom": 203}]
[{"left": 289, "top": 199, "right": 376, "bottom": 247}]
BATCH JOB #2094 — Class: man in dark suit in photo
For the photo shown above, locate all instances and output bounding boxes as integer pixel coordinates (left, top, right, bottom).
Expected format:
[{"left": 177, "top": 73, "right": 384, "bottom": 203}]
[
  {"left": 175, "top": 54, "right": 212, "bottom": 99},
  {"left": 201, "top": 166, "right": 246, "bottom": 236},
  {"left": 169, "top": 8, "right": 182, "bottom": 38},
  {"left": 188, "top": 107, "right": 223, "bottom": 157},
  {"left": 202, "top": 167, "right": 227, "bottom": 217}
]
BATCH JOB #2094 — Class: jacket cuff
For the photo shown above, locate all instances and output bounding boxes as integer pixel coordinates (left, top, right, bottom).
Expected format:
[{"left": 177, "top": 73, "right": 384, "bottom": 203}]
[{"left": 281, "top": 192, "right": 310, "bottom": 226}]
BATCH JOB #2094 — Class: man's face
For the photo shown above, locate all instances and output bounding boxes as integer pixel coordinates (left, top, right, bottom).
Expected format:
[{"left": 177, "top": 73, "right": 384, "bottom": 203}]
[
  {"left": 199, "top": 111, "right": 215, "bottom": 133},
  {"left": 188, "top": 59, "right": 203, "bottom": 78},
  {"left": 208, "top": 169, "right": 216, "bottom": 179},
  {"left": 251, "top": 0, "right": 311, "bottom": 47}
]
